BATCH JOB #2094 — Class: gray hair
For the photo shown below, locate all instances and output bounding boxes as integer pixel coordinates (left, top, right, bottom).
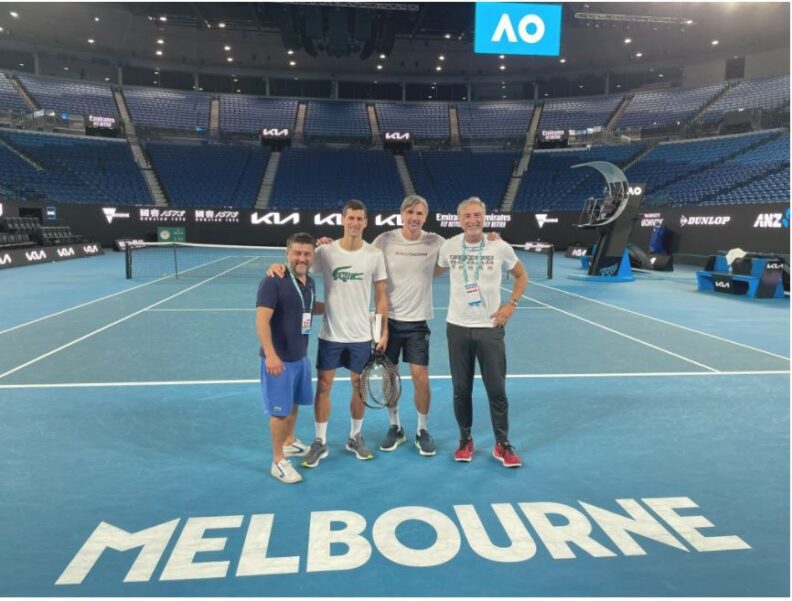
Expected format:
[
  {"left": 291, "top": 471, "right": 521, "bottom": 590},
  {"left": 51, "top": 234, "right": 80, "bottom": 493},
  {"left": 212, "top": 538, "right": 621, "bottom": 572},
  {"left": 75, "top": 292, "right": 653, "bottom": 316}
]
[
  {"left": 400, "top": 194, "right": 429, "bottom": 213},
  {"left": 457, "top": 196, "right": 486, "bottom": 216}
]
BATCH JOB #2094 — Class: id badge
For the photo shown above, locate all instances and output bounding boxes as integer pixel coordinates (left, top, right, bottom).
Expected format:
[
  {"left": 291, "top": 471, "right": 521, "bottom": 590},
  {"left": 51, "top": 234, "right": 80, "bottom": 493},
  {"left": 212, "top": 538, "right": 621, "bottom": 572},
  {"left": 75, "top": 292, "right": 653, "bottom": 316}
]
[
  {"left": 301, "top": 312, "right": 312, "bottom": 334},
  {"left": 464, "top": 282, "right": 482, "bottom": 306}
]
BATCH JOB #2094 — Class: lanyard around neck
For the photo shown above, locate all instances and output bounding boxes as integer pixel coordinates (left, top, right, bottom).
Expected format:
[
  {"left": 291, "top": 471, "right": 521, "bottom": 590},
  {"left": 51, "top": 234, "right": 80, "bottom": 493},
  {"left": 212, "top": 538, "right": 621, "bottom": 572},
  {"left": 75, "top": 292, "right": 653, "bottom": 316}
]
[
  {"left": 461, "top": 238, "right": 485, "bottom": 283},
  {"left": 287, "top": 269, "right": 313, "bottom": 314}
]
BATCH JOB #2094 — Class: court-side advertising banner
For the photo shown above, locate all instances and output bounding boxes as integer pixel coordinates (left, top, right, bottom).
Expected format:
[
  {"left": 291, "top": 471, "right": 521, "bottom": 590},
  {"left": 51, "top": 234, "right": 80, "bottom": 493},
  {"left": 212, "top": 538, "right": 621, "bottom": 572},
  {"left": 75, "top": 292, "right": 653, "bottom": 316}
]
[{"left": 1, "top": 202, "right": 788, "bottom": 257}]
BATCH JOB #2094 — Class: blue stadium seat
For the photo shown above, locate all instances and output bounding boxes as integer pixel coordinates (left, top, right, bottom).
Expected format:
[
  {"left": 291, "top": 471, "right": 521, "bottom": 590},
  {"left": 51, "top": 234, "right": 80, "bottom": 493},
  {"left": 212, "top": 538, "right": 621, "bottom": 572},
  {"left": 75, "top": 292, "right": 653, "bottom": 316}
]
[
  {"left": 513, "top": 144, "right": 643, "bottom": 212},
  {"left": 270, "top": 147, "right": 402, "bottom": 210},
  {"left": 0, "top": 73, "right": 27, "bottom": 112},
  {"left": 17, "top": 73, "right": 118, "bottom": 117},
  {"left": 456, "top": 102, "right": 535, "bottom": 143},
  {"left": 375, "top": 102, "right": 449, "bottom": 141},
  {"left": 0, "top": 130, "right": 151, "bottom": 205},
  {"left": 539, "top": 94, "right": 623, "bottom": 131},
  {"left": 616, "top": 83, "right": 726, "bottom": 130},
  {"left": 303, "top": 100, "right": 370, "bottom": 141},
  {"left": 218, "top": 95, "right": 298, "bottom": 134},
  {"left": 147, "top": 141, "right": 270, "bottom": 207},
  {"left": 405, "top": 150, "right": 519, "bottom": 211},
  {"left": 699, "top": 75, "right": 790, "bottom": 125},
  {"left": 124, "top": 87, "right": 210, "bottom": 130}
]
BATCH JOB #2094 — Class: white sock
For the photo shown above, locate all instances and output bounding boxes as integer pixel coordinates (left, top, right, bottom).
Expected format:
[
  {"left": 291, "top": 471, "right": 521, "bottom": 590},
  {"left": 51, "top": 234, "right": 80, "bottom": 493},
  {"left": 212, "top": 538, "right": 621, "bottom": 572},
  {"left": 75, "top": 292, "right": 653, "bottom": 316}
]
[
  {"left": 315, "top": 422, "right": 328, "bottom": 444},
  {"left": 417, "top": 412, "right": 428, "bottom": 433},
  {"left": 388, "top": 406, "right": 401, "bottom": 429},
  {"left": 350, "top": 418, "right": 363, "bottom": 438}
]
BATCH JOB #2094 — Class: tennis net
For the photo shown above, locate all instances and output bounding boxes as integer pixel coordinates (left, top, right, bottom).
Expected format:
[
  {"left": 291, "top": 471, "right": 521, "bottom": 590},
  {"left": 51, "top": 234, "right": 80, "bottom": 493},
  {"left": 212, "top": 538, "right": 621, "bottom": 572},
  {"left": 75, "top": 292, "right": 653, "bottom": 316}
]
[
  {"left": 125, "top": 242, "right": 286, "bottom": 279},
  {"left": 511, "top": 242, "right": 554, "bottom": 280}
]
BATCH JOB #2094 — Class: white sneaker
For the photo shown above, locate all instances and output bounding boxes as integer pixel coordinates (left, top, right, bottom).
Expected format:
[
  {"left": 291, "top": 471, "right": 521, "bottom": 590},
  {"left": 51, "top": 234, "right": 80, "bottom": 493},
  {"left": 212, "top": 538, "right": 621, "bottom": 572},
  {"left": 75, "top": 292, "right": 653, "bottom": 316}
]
[
  {"left": 271, "top": 459, "right": 303, "bottom": 484},
  {"left": 283, "top": 439, "right": 309, "bottom": 457}
]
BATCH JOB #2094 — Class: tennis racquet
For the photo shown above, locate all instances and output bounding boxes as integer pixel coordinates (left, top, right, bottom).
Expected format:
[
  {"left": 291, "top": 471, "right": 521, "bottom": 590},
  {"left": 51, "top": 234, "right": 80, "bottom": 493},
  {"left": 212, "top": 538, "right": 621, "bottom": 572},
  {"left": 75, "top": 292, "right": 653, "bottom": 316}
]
[{"left": 358, "top": 313, "right": 401, "bottom": 410}]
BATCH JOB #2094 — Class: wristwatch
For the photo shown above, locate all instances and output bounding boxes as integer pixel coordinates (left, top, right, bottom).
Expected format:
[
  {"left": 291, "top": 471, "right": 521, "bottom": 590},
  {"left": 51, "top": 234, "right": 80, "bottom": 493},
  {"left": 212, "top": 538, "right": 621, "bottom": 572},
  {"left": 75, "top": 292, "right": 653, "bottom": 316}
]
[{"left": 509, "top": 299, "right": 518, "bottom": 307}]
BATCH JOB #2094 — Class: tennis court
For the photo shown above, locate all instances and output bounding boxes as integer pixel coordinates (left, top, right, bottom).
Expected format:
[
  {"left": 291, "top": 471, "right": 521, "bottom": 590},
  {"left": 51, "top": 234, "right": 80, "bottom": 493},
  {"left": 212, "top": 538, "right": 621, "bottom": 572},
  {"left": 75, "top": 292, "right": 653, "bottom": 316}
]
[{"left": 0, "top": 247, "right": 788, "bottom": 596}]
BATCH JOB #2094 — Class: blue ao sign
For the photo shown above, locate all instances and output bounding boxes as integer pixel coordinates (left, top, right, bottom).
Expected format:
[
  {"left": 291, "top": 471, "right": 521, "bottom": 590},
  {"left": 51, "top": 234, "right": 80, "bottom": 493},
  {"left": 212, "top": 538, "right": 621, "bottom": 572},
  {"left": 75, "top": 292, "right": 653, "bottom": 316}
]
[{"left": 474, "top": 2, "right": 562, "bottom": 56}]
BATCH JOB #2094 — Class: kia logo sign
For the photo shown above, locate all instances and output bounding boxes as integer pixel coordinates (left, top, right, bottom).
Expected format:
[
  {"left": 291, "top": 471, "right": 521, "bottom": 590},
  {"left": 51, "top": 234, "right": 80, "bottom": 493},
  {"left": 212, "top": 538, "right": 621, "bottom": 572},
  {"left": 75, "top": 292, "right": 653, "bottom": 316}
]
[
  {"left": 250, "top": 211, "right": 300, "bottom": 226},
  {"left": 260, "top": 128, "right": 291, "bottom": 138},
  {"left": 384, "top": 132, "right": 411, "bottom": 141},
  {"left": 474, "top": 2, "right": 562, "bottom": 56}
]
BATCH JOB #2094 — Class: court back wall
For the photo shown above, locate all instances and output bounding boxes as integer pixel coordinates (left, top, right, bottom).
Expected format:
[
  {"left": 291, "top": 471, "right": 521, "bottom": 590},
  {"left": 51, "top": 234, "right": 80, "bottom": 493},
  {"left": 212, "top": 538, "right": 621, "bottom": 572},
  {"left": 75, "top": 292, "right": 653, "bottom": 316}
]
[{"left": 0, "top": 201, "right": 788, "bottom": 256}]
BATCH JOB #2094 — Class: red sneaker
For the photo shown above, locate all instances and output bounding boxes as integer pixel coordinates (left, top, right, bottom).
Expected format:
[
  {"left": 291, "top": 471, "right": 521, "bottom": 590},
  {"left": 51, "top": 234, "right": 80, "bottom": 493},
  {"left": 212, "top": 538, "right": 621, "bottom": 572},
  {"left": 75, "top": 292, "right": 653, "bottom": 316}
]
[
  {"left": 454, "top": 438, "right": 474, "bottom": 462},
  {"left": 493, "top": 443, "right": 522, "bottom": 468}
]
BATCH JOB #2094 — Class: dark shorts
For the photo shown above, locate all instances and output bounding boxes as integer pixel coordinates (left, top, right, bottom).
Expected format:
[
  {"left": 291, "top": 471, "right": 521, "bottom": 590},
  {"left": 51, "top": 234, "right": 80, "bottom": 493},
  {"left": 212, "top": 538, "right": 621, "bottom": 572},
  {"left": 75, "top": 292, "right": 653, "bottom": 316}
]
[
  {"left": 385, "top": 319, "right": 431, "bottom": 366},
  {"left": 317, "top": 338, "right": 372, "bottom": 374},
  {"left": 260, "top": 356, "right": 313, "bottom": 417}
]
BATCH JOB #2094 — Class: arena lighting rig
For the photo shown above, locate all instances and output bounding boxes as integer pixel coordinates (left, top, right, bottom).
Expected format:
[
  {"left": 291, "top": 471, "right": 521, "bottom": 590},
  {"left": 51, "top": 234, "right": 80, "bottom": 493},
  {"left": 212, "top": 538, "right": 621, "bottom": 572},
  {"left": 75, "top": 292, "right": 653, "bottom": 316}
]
[{"left": 574, "top": 12, "right": 695, "bottom": 26}]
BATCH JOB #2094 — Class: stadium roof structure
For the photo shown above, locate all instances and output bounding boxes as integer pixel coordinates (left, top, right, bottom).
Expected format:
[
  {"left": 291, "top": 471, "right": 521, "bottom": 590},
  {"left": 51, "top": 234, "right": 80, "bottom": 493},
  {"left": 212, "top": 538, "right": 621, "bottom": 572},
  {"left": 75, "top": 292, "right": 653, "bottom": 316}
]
[{"left": 0, "top": 2, "right": 787, "bottom": 81}]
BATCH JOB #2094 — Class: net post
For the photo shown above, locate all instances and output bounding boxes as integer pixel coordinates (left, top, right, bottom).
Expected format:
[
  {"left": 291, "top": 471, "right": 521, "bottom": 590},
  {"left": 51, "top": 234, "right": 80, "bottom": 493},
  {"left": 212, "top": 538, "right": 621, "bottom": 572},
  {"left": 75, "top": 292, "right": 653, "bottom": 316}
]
[
  {"left": 172, "top": 243, "right": 179, "bottom": 279},
  {"left": 125, "top": 246, "right": 132, "bottom": 279},
  {"left": 547, "top": 245, "right": 554, "bottom": 279}
]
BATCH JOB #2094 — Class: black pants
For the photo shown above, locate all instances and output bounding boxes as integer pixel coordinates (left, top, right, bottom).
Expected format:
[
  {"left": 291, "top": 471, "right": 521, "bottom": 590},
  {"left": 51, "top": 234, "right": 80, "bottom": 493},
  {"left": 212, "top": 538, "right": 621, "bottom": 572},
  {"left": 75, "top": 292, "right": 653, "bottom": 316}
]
[{"left": 446, "top": 322, "right": 509, "bottom": 444}]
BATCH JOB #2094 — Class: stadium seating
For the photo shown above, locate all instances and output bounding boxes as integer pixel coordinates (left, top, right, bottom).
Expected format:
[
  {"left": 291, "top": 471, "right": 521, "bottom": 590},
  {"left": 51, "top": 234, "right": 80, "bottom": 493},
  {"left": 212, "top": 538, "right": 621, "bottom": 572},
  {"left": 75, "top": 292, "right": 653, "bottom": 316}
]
[
  {"left": 658, "top": 132, "right": 789, "bottom": 205},
  {"left": 123, "top": 87, "right": 210, "bottom": 130},
  {"left": 456, "top": 102, "right": 535, "bottom": 143},
  {"left": 218, "top": 95, "right": 298, "bottom": 134},
  {"left": 146, "top": 141, "right": 270, "bottom": 207},
  {"left": 513, "top": 144, "right": 644, "bottom": 211},
  {"left": 269, "top": 147, "right": 402, "bottom": 210},
  {"left": 17, "top": 73, "right": 118, "bottom": 117},
  {"left": 626, "top": 131, "right": 777, "bottom": 203},
  {"left": 303, "top": 100, "right": 370, "bottom": 141},
  {"left": 375, "top": 102, "right": 450, "bottom": 141},
  {"left": 405, "top": 150, "right": 519, "bottom": 211},
  {"left": 0, "top": 73, "right": 27, "bottom": 112},
  {"left": 539, "top": 94, "right": 623, "bottom": 131},
  {"left": 0, "top": 130, "right": 151, "bottom": 204},
  {"left": 699, "top": 75, "right": 790, "bottom": 125},
  {"left": 713, "top": 165, "right": 790, "bottom": 205},
  {"left": 616, "top": 83, "right": 726, "bottom": 130}
]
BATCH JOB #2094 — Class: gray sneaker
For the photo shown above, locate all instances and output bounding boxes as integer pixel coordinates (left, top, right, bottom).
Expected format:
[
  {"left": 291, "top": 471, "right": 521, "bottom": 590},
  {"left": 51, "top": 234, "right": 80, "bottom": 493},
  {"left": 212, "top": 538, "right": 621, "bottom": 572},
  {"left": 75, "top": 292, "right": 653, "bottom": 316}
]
[
  {"left": 379, "top": 425, "right": 407, "bottom": 451},
  {"left": 345, "top": 433, "right": 374, "bottom": 460},
  {"left": 415, "top": 429, "right": 436, "bottom": 456},
  {"left": 301, "top": 438, "right": 329, "bottom": 468}
]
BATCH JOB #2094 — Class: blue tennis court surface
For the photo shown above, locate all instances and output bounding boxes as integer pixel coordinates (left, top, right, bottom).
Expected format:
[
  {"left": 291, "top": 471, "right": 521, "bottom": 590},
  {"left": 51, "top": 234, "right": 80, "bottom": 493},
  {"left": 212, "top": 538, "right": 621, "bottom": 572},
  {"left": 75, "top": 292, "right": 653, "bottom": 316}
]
[{"left": 0, "top": 251, "right": 788, "bottom": 596}]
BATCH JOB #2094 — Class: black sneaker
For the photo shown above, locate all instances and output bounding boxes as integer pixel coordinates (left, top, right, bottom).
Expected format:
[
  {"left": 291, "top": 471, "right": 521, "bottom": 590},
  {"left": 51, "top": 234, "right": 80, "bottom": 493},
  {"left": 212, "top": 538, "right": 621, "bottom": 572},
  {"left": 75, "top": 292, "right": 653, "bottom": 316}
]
[
  {"left": 415, "top": 429, "right": 436, "bottom": 456},
  {"left": 379, "top": 425, "right": 406, "bottom": 451},
  {"left": 301, "top": 438, "right": 329, "bottom": 468}
]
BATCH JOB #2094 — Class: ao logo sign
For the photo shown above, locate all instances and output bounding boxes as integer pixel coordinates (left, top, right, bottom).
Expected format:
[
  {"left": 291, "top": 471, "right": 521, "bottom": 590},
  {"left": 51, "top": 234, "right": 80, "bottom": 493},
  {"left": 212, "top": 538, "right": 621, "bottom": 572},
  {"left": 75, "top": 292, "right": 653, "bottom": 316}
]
[{"left": 475, "top": 3, "right": 562, "bottom": 56}]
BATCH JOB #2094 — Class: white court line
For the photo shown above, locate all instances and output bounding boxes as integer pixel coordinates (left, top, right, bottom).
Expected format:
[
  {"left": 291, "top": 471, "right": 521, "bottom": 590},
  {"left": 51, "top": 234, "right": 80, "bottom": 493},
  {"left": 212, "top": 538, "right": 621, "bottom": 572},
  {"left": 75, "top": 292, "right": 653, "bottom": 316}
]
[
  {"left": 506, "top": 287, "right": 719, "bottom": 372},
  {"left": 146, "top": 306, "right": 551, "bottom": 312},
  {"left": 532, "top": 281, "right": 790, "bottom": 361},
  {"left": 0, "top": 370, "right": 787, "bottom": 390},
  {"left": 0, "top": 256, "right": 230, "bottom": 336},
  {"left": 0, "top": 257, "right": 259, "bottom": 380}
]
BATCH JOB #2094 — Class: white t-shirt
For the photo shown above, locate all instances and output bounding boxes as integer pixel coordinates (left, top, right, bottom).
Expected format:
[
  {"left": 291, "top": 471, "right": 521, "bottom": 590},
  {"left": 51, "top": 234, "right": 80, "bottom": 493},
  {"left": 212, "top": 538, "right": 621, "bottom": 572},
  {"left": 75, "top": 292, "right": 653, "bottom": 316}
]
[
  {"left": 372, "top": 229, "right": 445, "bottom": 322},
  {"left": 313, "top": 240, "right": 388, "bottom": 343},
  {"left": 437, "top": 234, "right": 519, "bottom": 328}
]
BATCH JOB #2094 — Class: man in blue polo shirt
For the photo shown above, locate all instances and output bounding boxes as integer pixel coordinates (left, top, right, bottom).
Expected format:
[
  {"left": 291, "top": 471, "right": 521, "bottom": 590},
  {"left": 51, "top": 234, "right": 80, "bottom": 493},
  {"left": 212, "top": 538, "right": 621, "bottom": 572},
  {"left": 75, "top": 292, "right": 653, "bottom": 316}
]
[{"left": 256, "top": 232, "right": 323, "bottom": 484}]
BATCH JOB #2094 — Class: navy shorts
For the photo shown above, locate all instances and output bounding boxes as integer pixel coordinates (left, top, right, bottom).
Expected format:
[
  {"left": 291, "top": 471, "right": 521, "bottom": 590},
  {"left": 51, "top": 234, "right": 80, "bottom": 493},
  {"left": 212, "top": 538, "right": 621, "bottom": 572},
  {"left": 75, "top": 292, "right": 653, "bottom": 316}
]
[
  {"left": 260, "top": 356, "right": 313, "bottom": 417},
  {"left": 317, "top": 338, "right": 372, "bottom": 374},
  {"left": 385, "top": 319, "right": 431, "bottom": 366}
]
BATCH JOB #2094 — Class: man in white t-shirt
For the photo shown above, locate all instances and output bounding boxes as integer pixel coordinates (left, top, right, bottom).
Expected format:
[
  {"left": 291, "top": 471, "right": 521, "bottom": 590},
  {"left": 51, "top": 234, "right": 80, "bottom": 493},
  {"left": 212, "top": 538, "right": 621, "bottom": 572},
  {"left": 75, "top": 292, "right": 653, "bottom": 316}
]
[
  {"left": 371, "top": 195, "right": 445, "bottom": 456},
  {"left": 300, "top": 199, "right": 388, "bottom": 468},
  {"left": 436, "top": 197, "right": 528, "bottom": 468}
]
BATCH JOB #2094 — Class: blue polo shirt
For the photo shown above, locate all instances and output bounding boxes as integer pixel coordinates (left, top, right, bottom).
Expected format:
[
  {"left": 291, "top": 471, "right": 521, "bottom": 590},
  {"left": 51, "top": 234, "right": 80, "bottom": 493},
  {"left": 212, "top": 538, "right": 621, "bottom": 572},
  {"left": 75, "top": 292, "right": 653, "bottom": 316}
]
[{"left": 256, "top": 270, "right": 315, "bottom": 362}]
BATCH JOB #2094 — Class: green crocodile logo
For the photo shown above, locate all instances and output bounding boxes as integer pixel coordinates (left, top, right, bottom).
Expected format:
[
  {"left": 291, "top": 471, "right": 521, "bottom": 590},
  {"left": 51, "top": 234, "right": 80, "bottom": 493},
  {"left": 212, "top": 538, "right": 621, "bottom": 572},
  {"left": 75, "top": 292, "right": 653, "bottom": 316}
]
[{"left": 332, "top": 266, "right": 364, "bottom": 282}]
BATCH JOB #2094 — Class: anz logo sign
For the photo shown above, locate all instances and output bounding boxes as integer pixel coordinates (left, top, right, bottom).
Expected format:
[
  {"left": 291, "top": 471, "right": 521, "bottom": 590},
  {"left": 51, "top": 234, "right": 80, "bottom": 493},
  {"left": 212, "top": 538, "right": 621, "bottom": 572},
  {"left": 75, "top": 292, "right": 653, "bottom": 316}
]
[{"left": 474, "top": 3, "right": 562, "bottom": 56}]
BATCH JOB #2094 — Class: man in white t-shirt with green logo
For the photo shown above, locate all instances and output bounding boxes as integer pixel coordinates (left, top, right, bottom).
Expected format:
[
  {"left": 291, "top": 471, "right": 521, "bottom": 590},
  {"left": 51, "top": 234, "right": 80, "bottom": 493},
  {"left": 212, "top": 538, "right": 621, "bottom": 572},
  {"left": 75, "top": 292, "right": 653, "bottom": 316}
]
[
  {"left": 437, "top": 197, "right": 528, "bottom": 468},
  {"left": 300, "top": 199, "right": 389, "bottom": 468}
]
